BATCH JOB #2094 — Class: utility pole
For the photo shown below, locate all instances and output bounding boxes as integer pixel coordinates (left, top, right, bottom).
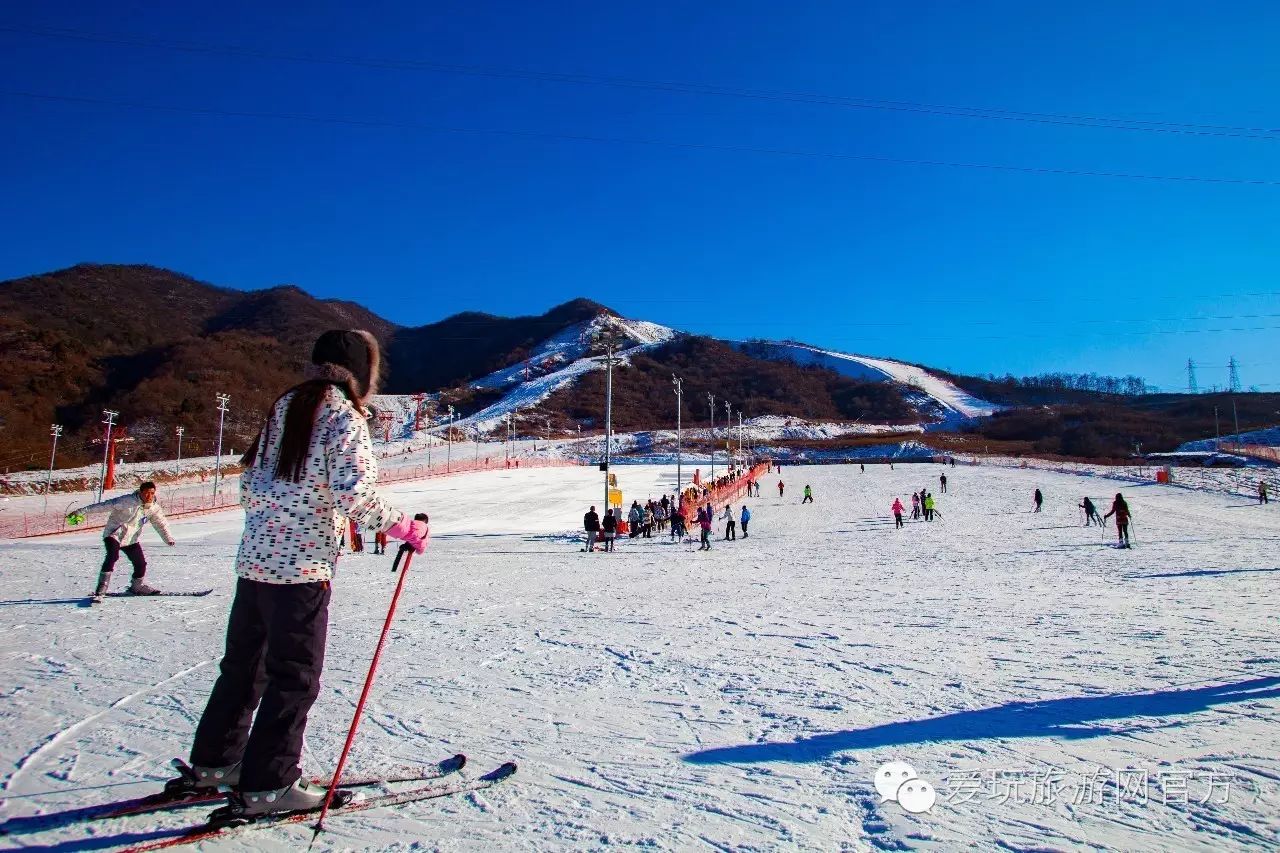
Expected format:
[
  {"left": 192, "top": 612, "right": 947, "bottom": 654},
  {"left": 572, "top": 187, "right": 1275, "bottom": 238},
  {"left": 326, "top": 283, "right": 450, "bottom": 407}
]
[
  {"left": 1214, "top": 406, "right": 1220, "bottom": 452},
  {"left": 175, "top": 426, "right": 184, "bottom": 464},
  {"left": 446, "top": 405, "right": 455, "bottom": 472},
  {"left": 1233, "top": 398, "right": 1240, "bottom": 445},
  {"left": 602, "top": 331, "right": 618, "bottom": 515},
  {"left": 45, "top": 424, "right": 62, "bottom": 512},
  {"left": 97, "top": 410, "right": 118, "bottom": 502},
  {"left": 738, "top": 411, "right": 744, "bottom": 460},
  {"left": 707, "top": 393, "right": 716, "bottom": 480},
  {"left": 672, "top": 375, "right": 683, "bottom": 500},
  {"left": 724, "top": 400, "right": 732, "bottom": 468},
  {"left": 425, "top": 413, "right": 433, "bottom": 469},
  {"left": 213, "top": 393, "right": 230, "bottom": 496}
]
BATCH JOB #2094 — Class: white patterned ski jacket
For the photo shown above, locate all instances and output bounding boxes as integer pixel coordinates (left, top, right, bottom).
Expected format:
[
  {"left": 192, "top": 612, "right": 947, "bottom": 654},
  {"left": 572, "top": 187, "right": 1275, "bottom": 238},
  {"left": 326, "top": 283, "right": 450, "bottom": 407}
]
[
  {"left": 76, "top": 492, "right": 175, "bottom": 546},
  {"left": 237, "top": 385, "right": 405, "bottom": 584}
]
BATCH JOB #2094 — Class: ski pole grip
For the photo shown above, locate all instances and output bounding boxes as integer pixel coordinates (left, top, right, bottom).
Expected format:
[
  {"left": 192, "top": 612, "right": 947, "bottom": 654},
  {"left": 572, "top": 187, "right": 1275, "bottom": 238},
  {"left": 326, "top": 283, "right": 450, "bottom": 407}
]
[{"left": 392, "top": 543, "right": 413, "bottom": 573}]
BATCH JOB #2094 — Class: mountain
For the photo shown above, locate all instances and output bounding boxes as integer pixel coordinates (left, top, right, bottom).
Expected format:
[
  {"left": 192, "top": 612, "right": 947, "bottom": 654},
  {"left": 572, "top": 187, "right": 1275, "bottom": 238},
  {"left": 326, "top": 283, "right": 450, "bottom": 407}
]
[{"left": 11, "top": 262, "right": 1262, "bottom": 472}]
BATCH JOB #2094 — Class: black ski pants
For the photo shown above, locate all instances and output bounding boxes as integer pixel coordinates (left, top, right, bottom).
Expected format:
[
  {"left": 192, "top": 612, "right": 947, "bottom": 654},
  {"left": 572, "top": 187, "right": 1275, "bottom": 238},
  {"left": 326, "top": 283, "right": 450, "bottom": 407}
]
[
  {"left": 102, "top": 537, "right": 147, "bottom": 579},
  {"left": 191, "top": 577, "right": 331, "bottom": 791}
]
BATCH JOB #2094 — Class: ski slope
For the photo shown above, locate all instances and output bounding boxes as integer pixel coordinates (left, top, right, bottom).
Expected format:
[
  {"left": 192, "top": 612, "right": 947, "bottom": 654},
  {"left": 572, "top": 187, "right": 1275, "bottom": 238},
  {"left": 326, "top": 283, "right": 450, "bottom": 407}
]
[
  {"left": 734, "top": 341, "right": 999, "bottom": 422},
  {"left": 2, "top": 464, "right": 1276, "bottom": 851}
]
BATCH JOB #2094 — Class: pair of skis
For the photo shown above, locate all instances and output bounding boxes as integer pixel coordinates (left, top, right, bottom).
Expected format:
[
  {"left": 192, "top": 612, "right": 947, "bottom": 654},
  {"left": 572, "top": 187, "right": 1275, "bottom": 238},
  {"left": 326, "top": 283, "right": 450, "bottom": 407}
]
[{"left": 1, "top": 753, "right": 517, "bottom": 851}]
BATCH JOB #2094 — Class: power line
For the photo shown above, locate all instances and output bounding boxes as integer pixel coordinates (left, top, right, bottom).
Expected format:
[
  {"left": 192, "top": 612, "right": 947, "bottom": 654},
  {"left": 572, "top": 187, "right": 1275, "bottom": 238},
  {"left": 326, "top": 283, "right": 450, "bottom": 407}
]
[
  {"left": 5, "top": 89, "right": 1280, "bottom": 187},
  {"left": 4, "top": 24, "right": 1280, "bottom": 142}
]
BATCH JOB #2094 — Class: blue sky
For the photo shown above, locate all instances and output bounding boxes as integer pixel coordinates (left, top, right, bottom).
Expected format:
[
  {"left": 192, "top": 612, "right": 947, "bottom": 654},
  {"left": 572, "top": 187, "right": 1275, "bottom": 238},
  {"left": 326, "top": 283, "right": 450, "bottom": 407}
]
[{"left": 2, "top": 1, "right": 1278, "bottom": 391}]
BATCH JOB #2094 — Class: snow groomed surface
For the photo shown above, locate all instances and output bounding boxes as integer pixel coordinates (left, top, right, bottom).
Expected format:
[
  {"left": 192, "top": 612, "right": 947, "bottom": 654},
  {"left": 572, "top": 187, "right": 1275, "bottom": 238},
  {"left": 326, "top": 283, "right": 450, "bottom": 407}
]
[{"left": 1, "top": 462, "right": 1277, "bottom": 850}]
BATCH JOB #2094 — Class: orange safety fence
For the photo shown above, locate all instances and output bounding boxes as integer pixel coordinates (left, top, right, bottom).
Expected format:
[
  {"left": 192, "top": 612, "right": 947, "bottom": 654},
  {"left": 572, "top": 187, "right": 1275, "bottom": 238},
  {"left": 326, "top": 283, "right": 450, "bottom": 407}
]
[{"left": 678, "top": 461, "right": 771, "bottom": 527}]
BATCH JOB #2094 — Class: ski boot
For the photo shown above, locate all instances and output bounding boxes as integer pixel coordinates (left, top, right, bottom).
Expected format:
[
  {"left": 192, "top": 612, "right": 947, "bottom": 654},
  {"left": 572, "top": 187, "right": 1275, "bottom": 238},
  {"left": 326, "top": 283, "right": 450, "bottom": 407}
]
[
  {"left": 91, "top": 570, "right": 112, "bottom": 602},
  {"left": 164, "top": 758, "right": 242, "bottom": 799},
  {"left": 129, "top": 578, "right": 161, "bottom": 595},
  {"left": 208, "top": 778, "right": 352, "bottom": 826}
]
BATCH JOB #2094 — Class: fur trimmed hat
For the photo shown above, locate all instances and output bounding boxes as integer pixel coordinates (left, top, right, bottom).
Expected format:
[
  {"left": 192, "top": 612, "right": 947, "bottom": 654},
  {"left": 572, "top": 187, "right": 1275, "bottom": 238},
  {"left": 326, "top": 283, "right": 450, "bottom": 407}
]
[{"left": 309, "top": 330, "right": 382, "bottom": 403}]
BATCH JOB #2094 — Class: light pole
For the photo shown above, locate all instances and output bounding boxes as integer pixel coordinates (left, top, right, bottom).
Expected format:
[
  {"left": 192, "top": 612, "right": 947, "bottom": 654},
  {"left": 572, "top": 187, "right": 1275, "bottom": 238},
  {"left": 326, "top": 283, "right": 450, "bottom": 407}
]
[
  {"left": 425, "top": 413, "right": 433, "bottom": 469},
  {"left": 603, "top": 336, "right": 616, "bottom": 514},
  {"left": 738, "top": 411, "right": 744, "bottom": 461},
  {"left": 45, "top": 423, "right": 62, "bottom": 511},
  {"left": 213, "top": 393, "right": 230, "bottom": 496},
  {"left": 446, "top": 405, "right": 455, "bottom": 472},
  {"left": 175, "top": 425, "right": 184, "bottom": 464},
  {"left": 672, "top": 375, "right": 683, "bottom": 501},
  {"left": 707, "top": 393, "right": 716, "bottom": 480},
  {"left": 724, "top": 400, "right": 732, "bottom": 469},
  {"left": 97, "top": 410, "right": 118, "bottom": 502}
]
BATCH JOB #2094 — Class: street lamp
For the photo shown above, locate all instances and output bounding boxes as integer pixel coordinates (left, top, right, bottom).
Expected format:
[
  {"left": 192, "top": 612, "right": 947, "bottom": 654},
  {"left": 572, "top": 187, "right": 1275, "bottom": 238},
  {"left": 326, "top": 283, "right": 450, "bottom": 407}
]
[
  {"left": 175, "top": 425, "right": 184, "bottom": 464},
  {"left": 45, "top": 424, "right": 62, "bottom": 511},
  {"left": 598, "top": 328, "right": 620, "bottom": 514},
  {"left": 707, "top": 393, "right": 716, "bottom": 480},
  {"left": 446, "top": 405, "right": 455, "bottom": 472},
  {"left": 724, "top": 400, "right": 732, "bottom": 468},
  {"left": 213, "top": 393, "right": 230, "bottom": 496},
  {"left": 97, "top": 410, "right": 118, "bottom": 502},
  {"left": 672, "top": 375, "right": 683, "bottom": 500}
]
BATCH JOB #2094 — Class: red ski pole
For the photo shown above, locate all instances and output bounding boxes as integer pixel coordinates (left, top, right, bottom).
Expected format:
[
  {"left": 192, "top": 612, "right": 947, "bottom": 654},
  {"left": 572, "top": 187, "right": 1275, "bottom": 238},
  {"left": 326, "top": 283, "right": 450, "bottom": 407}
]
[{"left": 311, "top": 544, "right": 416, "bottom": 840}]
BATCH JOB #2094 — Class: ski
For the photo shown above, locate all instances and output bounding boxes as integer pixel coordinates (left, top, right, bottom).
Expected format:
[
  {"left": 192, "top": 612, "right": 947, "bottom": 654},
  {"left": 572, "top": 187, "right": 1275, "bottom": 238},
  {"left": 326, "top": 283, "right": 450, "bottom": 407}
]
[
  {"left": 104, "top": 589, "right": 214, "bottom": 598},
  {"left": 116, "top": 762, "right": 516, "bottom": 853},
  {"left": 0, "top": 754, "right": 466, "bottom": 834}
]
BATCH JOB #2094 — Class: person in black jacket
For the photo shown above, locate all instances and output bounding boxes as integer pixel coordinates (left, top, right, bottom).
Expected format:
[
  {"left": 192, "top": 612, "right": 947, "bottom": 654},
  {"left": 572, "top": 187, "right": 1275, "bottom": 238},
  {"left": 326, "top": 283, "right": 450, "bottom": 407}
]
[
  {"left": 1033, "top": 488, "right": 1044, "bottom": 513},
  {"left": 600, "top": 508, "right": 617, "bottom": 552},
  {"left": 583, "top": 506, "right": 600, "bottom": 552}
]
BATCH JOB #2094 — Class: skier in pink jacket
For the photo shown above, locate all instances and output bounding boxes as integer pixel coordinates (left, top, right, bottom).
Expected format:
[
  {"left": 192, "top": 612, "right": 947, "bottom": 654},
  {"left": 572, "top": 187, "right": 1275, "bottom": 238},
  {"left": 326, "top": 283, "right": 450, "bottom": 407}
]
[{"left": 892, "top": 498, "right": 905, "bottom": 529}]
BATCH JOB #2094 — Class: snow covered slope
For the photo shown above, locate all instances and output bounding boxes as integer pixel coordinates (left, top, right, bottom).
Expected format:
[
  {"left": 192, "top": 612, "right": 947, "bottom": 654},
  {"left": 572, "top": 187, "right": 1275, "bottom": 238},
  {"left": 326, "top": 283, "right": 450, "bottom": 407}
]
[
  {"left": 734, "top": 341, "right": 999, "bottom": 423},
  {"left": 449, "top": 314, "right": 676, "bottom": 434},
  {"left": 2, "top": 463, "right": 1277, "bottom": 850}
]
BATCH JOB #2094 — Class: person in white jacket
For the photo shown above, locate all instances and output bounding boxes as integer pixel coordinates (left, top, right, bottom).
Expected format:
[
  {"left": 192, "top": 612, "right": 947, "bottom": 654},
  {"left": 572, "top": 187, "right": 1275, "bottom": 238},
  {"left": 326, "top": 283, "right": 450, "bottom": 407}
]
[
  {"left": 69, "top": 481, "right": 175, "bottom": 596},
  {"left": 181, "top": 329, "right": 429, "bottom": 818}
]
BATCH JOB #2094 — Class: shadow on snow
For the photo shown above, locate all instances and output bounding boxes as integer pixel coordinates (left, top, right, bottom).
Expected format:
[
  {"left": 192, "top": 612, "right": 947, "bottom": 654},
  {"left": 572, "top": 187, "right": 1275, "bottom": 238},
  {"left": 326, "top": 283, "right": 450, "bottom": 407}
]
[{"left": 684, "top": 676, "right": 1280, "bottom": 765}]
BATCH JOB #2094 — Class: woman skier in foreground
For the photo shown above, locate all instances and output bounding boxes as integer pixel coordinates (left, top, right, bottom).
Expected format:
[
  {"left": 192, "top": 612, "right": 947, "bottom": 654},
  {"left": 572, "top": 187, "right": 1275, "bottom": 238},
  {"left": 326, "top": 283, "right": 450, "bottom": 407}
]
[{"left": 180, "top": 330, "right": 428, "bottom": 818}]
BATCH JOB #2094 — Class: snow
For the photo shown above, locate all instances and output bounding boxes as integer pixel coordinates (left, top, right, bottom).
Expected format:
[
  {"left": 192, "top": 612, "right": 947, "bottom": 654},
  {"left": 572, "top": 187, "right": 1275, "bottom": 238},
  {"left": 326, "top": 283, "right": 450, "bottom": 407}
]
[
  {"left": 440, "top": 316, "right": 676, "bottom": 436},
  {"left": 730, "top": 342, "right": 1000, "bottom": 423},
  {"left": 1179, "top": 426, "right": 1280, "bottom": 453},
  {"left": 2, "top": 463, "right": 1278, "bottom": 851}
]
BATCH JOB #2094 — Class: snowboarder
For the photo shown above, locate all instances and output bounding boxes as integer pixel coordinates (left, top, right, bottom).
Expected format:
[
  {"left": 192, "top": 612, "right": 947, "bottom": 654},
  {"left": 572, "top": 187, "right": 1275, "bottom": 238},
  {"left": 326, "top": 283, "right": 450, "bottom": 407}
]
[
  {"left": 583, "top": 505, "right": 600, "bottom": 552},
  {"left": 721, "top": 504, "right": 736, "bottom": 540},
  {"left": 740, "top": 505, "right": 751, "bottom": 537},
  {"left": 802, "top": 485, "right": 813, "bottom": 504},
  {"left": 69, "top": 480, "right": 175, "bottom": 597},
  {"left": 778, "top": 480, "right": 785, "bottom": 498},
  {"left": 892, "top": 497, "right": 905, "bottom": 529},
  {"left": 601, "top": 508, "right": 617, "bottom": 552},
  {"left": 1033, "top": 488, "right": 1044, "bottom": 513},
  {"left": 184, "top": 329, "right": 428, "bottom": 817},
  {"left": 1104, "top": 492, "right": 1132, "bottom": 547},
  {"left": 1079, "top": 497, "right": 1103, "bottom": 526},
  {"left": 1260, "top": 481, "right": 1270, "bottom": 505},
  {"left": 939, "top": 473, "right": 947, "bottom": 493}
]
